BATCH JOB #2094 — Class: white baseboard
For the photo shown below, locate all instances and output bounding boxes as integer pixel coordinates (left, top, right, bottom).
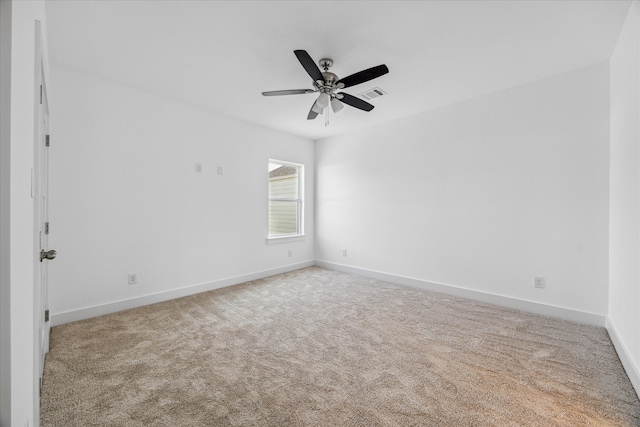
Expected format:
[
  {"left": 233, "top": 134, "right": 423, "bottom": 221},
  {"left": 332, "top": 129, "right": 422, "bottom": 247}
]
[
  {"left": 52, "top": 259, "right": 637, "bottom": 398},
  {"left": 54, "top": 259, "right": 607, "bottom": 329},
  {"left": 315, "top": 260, "right": 606, "bottom": 327},
  {"left": 606, "top": 317, "right": 640, "bottom": 399},
  {"left": 51, "top": 260, "right": 316, "bottom": 326}
]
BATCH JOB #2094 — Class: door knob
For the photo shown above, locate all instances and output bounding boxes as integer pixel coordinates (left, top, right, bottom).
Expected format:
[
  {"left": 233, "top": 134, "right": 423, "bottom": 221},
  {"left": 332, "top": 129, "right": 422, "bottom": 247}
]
[{"left": 40, "top": 249, "right": 57, "bottom": 262}]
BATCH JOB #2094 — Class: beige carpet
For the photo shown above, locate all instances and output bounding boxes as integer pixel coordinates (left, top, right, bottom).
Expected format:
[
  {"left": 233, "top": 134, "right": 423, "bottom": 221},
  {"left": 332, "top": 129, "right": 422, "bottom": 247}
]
[{"left": 41, "top": 267, "right": 640, "bottom": 426}]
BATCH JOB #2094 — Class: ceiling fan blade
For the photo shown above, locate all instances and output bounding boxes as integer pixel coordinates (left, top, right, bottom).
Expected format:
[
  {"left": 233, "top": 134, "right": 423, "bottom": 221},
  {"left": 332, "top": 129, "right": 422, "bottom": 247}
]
[
  {"left": 338, "top": 92, "right": 375, "bottom": 112},
  {"left": 262, "top": 89, "right": 315, "bottom": 96},
  {"left": 335, "top": 64, "right": 389, "bottom": 89},
  {"left": 294, "top": 50, "right": 324, "bottom": 83}
]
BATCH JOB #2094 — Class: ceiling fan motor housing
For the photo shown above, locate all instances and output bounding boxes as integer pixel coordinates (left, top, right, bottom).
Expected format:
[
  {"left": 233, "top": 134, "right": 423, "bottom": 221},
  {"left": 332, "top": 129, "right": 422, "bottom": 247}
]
[{"left": 321, "top": 72, "right": 339, "bottom": 86}]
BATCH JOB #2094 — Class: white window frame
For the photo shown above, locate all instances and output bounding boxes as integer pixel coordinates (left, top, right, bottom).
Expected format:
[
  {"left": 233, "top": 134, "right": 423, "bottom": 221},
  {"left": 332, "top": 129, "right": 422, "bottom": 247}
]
[{"left": 267, "top": 159, "right": 304, "bottom": 243}]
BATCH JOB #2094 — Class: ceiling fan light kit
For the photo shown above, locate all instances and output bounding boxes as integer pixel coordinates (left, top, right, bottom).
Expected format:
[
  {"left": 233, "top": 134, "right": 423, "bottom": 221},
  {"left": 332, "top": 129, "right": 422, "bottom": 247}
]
[
  {"left": 316, "top": 92, "right": 330, "bottom": 109},
  {"left": 330, "top": 97, "right": 344, "bottom": 113},
  {"left": 262, "top": 49, "right": 389, "bottom": 126}
]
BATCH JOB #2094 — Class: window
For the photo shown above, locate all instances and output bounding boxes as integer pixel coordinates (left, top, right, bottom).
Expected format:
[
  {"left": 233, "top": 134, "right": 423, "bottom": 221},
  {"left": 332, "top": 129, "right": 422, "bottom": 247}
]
[{"left": 268, "top": 160, "right": 303, "bottom": 238}]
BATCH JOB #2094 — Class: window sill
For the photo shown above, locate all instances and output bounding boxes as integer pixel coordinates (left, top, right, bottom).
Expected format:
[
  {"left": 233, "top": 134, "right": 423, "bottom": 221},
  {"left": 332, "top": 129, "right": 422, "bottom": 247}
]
[{"left": 266, "top": 235, "right": 306, "bottom": 245}]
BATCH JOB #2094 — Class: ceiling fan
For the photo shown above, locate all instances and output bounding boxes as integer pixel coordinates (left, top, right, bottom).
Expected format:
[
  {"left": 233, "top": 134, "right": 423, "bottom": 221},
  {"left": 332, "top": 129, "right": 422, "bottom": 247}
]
[{"left": 262, "top": 50, "right": 389, "bottom": 122}]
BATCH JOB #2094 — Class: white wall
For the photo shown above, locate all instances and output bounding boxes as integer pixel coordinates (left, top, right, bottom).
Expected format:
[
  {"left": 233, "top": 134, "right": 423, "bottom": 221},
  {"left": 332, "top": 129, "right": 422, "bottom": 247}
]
[
  {"left": 0, "top": 1, "right": 50, "bottom": 426},
  {"left": 316, "top": 62, "right": 610, "bottom": 320},
  {"left": 48, "top": 67, "right": 315, "bottom": 322},
  {"left": 609, "top": 0, "right": 640, "bottom": 394}
]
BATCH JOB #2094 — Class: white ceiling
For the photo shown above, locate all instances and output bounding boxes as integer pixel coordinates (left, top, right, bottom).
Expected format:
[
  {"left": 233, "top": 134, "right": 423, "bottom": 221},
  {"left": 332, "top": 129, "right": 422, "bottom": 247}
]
[{"left": 45, "top": 0, "right": 631, "bottom": 141}]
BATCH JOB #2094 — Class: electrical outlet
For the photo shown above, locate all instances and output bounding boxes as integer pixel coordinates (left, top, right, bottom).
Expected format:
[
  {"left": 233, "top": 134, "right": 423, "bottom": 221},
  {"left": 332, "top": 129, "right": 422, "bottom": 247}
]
[
  {"left": 195, "top": 163, "right": 202, "bottom": 173},
  {"left": 342, "top": 249, "right": 347, "bottom": 257},
  {"left": 288, "top": 250, "right": 293, "bottom": 257},
  {"left": 533, "top": 276, "right": 545, "bottom": 289},
  {"left": 128, "top": 273, "right": 137, "bottom": 285}
]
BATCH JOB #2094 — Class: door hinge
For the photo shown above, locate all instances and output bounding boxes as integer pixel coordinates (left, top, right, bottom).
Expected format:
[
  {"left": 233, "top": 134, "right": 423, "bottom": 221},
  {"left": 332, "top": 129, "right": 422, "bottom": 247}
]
[
  {"left": 45, "top": 222, "right": 49, "bottom": 234},
  {"left": 40, "top": 85, "right": 43, "bottom": 104},
  {"left": 44, "top": 310, "right": 49, "bottom": 322},
  {"left": 45, "top": 134, "right": 50, "bottom": 147}
]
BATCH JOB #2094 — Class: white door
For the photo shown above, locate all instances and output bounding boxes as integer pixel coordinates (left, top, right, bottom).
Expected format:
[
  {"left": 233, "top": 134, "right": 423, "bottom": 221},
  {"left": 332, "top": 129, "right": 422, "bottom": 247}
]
[
  {"left": 38, "top": 80, "right": 51, "bottom": 371},
  {"left": 35, "top": 39, "right": 53, "bottom": 388}
]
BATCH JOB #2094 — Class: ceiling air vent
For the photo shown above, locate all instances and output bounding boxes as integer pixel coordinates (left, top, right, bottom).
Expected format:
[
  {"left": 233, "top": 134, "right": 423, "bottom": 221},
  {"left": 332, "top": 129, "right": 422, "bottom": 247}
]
[{"left": 358, "top": 87, "right": 387, "bottom": 101}]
